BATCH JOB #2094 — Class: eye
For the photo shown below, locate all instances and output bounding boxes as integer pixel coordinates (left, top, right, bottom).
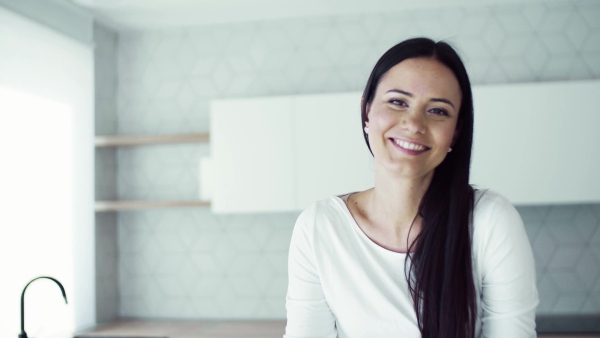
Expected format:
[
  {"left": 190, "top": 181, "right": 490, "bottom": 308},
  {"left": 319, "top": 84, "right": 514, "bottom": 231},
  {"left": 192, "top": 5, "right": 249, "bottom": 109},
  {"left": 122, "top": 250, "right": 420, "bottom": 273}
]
[
  {"left": 388, "top": 99, "right": 408, "bottom": 107},
  {"left": 429, "top": 107, "right": 449, "bottom": 116}
]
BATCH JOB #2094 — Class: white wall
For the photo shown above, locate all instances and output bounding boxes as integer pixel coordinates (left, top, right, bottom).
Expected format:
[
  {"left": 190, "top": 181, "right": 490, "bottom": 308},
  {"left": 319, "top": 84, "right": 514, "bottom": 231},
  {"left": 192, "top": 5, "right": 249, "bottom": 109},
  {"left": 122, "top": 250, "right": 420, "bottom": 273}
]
[{"left": 0, "top": 6, "right": 94, "bottom": 337}]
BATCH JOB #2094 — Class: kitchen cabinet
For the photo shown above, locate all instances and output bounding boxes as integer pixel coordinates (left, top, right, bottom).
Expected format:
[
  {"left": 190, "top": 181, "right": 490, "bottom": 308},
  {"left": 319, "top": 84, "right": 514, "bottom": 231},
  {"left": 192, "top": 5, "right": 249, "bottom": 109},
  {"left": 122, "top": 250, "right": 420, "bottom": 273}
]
[
  {"left": 210, "top": 97, "right": 296, "bottom": 213},
  {"left": 210, "top": 92, "right": 373, "bottom": 213},
  {"left": 470, "top": 80, "right": 600, "bottom": 205},
  {"left": 293, "top": 93, "right": 373, "bottom": 209},
  {"left": 95, "top": 133, "right": 211, "bottom": 212},
  {"left": 210, "top": 79, "right": 600, "bottom": 213}
]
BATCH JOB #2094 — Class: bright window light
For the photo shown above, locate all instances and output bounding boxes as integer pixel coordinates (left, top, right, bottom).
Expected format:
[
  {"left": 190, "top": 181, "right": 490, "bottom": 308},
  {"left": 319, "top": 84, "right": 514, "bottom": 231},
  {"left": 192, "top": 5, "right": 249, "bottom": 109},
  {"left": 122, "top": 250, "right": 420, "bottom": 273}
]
[{"left": 0, "top": 87, "right": 75, "bottom": 337}]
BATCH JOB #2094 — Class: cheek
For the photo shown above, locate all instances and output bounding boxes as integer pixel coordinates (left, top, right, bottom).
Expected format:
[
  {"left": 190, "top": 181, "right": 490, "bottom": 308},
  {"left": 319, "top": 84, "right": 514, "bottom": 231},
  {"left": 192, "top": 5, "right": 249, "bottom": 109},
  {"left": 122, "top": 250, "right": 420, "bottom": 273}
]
[
  {"left": 440, "top": 126, "right": 458, "bottom": 147},
  {"left": 370, "top": 107, "right": 395, "bottom": 130}
]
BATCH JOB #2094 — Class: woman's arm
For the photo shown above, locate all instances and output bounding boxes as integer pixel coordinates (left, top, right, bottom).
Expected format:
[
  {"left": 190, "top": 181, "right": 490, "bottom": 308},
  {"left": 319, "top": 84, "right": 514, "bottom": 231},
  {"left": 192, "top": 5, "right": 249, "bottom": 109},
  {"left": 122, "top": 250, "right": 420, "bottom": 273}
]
[
  {"left": 476, "top": 193, "right": 539, "bottom": 338},
  {"left": 284, "top": 207, "right": 337, "bottom": 338}
]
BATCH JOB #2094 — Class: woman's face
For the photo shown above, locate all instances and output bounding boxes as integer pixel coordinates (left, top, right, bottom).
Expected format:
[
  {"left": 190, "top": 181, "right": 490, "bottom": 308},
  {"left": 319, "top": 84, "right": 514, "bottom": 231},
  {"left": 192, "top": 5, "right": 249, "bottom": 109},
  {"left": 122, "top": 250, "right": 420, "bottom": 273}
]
[{"left": 365, "top": 57, "right": 462, "bottom": 181}]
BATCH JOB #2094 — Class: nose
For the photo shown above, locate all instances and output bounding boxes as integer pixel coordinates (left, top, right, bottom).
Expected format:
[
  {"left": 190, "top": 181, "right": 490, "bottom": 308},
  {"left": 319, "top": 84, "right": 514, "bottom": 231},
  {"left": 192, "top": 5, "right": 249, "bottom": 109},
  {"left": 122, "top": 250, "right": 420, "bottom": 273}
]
[{"left": 401, "top": 110, "right": 426, "bottom": 134}]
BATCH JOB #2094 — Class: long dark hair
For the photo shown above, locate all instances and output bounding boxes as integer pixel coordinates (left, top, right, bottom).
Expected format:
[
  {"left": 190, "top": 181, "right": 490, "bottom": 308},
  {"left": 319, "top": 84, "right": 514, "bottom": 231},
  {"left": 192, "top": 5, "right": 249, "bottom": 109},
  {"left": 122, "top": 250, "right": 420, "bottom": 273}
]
[{"left": 361, "top": 37, "right": 476, "bottom": 338}]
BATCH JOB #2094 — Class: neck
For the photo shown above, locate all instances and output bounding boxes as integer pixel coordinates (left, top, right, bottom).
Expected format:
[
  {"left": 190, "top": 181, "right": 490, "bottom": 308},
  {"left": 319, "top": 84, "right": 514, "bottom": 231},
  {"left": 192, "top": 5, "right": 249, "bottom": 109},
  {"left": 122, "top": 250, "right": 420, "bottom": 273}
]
[{"left": 368, "top": 165, "right": 433, "bottom": 234}]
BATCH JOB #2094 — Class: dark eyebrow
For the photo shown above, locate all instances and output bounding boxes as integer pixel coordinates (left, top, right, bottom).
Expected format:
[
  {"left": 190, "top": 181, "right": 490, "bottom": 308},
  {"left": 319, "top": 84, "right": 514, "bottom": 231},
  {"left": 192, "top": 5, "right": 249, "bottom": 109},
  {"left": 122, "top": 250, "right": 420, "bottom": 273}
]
[
  {"left": 386, "top": 89, "right": 413, "bottom": 97},
  {"left": 386, "top": 89, "right": 455, "bottom": 109}
]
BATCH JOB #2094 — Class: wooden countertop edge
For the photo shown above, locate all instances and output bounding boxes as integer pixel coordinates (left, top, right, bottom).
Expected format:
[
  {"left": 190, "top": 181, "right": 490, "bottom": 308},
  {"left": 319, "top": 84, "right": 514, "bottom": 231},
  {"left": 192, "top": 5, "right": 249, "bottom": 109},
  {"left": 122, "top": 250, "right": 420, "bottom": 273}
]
[
  {"left": 75, "top": 318, "right": 287, "bottom": 338},
  {"left": 72, "top": 319, "right": 600, "bottom": 338}
]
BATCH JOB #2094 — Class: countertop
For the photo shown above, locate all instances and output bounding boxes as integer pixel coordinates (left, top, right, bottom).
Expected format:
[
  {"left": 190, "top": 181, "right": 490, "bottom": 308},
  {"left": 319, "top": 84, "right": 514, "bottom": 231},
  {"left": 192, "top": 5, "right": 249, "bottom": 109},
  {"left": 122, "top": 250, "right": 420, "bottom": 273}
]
[
  {"left": 72, "top": 319, "right": 600, "bottom": 338},
  {"left": 75, "top": 319, "right": 285, "bottom": 338}
]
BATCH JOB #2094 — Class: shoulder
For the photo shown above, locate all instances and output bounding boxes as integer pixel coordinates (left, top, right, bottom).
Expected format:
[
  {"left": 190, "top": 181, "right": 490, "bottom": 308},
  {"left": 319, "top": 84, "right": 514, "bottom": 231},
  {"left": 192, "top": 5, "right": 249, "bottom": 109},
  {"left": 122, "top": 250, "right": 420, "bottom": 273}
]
[
  {"left": 293, "top": 196, "right": 349, "bottom": 237},
  {"left": 471, "top": 189, "right": 526, "bottom": 250},
  {"left": 297, "top": 196, "right": 345, "bottom": 222},
  {"left": 473, "top": 188, "right": 515, "bottom": 213},
  {"left": 289, "top": 196, "right": 354, "bottom": 264},
  {"left": 472, "top": 188, "right": 522, "bottom": 227},
  {"left": 471, "top": 189, "right": 531, "bottom": 264}
]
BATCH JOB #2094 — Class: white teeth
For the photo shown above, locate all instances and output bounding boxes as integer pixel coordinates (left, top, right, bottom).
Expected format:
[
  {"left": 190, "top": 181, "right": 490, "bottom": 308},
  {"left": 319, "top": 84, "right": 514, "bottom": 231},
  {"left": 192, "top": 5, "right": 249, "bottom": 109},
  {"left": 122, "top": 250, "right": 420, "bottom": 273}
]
[{"left": 393, "top": 139, "right": 427, "bottom": 151}]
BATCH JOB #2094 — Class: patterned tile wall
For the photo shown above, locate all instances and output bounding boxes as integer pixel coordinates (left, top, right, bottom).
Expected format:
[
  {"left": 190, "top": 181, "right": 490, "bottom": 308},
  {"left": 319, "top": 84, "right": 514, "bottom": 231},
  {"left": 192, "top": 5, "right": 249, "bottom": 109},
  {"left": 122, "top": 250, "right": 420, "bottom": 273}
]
[
  {"left": 518, "top": 205, "right": 600, "bottom": 314},
  {"left": 94, "top": 22, "right": 120, "bottom": 323},
  {"left": 97, "top": 0, "right": 600, "bottom": 319},
  {"left": 117, "top": 209, "right": 296, "bottom": 317}
]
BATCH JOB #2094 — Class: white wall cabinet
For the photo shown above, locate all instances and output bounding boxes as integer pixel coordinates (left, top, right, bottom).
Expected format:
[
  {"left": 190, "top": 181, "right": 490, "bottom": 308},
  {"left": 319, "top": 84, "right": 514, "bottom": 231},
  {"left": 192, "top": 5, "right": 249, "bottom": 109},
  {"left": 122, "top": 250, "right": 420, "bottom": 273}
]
[
  {"left": 211, "top": 80, "right": 600, "bottom": 213},
  {"left": 210, "top": 96, "right": 297, "bottom": 213},
  {"left": 294, "top": 93, "right": 373, "bottom": 210},
  {"left": 211, "top": 92, "right": 373, "bottom": 213},
  {"left": 471, "top": 80, "right": 600, "bottom": 205}
]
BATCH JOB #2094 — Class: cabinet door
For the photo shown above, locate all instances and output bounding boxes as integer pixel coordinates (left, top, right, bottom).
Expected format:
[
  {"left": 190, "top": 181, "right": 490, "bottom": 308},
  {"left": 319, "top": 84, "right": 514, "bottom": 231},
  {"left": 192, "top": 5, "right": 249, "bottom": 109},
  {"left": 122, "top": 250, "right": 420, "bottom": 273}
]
[
  {"left": 294, "top": 92, "right": 374, "bottom": 210},
  {"left": 210, "top": 96, "right": 296, "bottom": 213},
  {"left": 471, "top": 80, "right": 600, "bottom": 204},
  {"left": 210, "top": 80, "right": 600, "bottom": 213}
]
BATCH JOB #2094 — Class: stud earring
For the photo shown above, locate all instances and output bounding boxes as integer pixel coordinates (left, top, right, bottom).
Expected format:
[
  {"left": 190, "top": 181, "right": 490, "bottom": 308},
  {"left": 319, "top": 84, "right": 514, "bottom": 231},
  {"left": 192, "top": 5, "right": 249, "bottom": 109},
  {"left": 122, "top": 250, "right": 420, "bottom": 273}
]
[
  {"left": 364, "top": 126, "right": 369, "bottom": 134},
  {"left": 448, "top": 147, "right": 453, "bottom": 153}
]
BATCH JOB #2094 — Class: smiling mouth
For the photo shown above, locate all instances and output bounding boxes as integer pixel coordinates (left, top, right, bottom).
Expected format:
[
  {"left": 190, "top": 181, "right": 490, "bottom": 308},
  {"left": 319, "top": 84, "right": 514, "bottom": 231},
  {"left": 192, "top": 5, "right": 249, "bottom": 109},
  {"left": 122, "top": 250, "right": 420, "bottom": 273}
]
[{"left": 390, "top": 138, "right": 430, "bottom": 152}]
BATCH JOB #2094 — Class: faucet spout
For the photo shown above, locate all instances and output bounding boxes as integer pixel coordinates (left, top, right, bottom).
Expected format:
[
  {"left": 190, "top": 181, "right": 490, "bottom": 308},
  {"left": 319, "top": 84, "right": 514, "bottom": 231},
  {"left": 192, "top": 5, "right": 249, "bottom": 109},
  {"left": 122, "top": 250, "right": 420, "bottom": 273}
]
[{"left": 19, "top": 276, "right": 68, "bottom": 338}]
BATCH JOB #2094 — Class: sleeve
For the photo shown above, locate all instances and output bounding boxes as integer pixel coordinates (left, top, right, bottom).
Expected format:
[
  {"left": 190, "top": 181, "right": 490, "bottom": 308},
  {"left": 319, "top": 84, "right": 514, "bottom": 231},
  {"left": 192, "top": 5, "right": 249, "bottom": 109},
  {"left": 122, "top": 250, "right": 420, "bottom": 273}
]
[
  {"left": 284, "top": 205, "right": 337, "bottom": 338},
  {"left": 476, "top": 194, "right": 539, "bottom": 338}
]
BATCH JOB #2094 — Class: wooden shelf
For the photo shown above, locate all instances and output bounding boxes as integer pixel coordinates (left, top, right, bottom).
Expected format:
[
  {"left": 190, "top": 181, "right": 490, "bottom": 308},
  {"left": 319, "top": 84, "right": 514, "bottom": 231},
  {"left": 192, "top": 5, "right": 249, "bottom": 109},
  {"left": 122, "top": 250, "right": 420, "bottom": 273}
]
[
  {"left": 95, "top": 133, "right": 210, "bottom": 147},
  {"left": 95, "top": 133, "right": 211, "bottom": 211},
  {"left": 95, "top": 200, "right": 211, "bottom": 212}
]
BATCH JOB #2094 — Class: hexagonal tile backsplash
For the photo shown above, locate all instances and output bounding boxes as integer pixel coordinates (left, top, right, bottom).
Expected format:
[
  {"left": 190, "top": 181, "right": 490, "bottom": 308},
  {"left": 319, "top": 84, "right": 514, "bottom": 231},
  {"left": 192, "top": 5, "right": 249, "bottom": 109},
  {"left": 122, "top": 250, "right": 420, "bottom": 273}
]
[{"left": 95, "top": 0, "right": 600, "bottom": 320}]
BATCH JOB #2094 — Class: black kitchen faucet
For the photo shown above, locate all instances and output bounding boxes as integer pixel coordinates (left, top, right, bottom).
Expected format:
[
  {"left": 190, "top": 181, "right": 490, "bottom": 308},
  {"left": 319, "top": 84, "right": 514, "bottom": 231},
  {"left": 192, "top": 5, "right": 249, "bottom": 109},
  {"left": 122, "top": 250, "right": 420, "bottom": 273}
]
[{"left": 19, "top": 276, "right": 68, "bottom": 338}]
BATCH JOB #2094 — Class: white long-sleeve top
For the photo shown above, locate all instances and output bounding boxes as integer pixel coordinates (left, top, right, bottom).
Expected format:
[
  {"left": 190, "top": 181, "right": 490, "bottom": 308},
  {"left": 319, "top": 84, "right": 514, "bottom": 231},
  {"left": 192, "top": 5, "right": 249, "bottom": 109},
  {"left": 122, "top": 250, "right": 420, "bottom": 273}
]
[{"left": 284, "top": 189, "right": 539, "bottom": 338}]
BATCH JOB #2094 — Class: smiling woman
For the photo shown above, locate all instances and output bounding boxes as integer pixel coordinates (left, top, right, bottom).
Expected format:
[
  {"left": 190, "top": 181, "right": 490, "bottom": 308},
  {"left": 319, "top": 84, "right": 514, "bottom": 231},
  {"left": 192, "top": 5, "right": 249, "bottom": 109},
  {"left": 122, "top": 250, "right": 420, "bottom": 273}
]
[
  {"left": 364, "top": 57, "right": 461, "bottom": 182},
  {"left": 284, "top": 37, "right": 538, "bottom": 338}
]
